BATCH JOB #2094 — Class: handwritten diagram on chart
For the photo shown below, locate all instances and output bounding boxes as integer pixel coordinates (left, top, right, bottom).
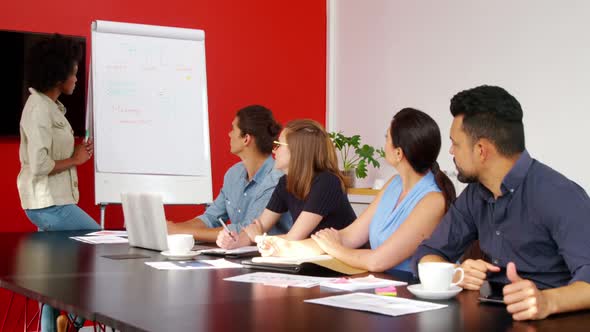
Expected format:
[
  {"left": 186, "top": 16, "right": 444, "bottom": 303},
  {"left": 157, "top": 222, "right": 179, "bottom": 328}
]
[{"left": 93, "top": 32, "right": 209, "bottom": 176}]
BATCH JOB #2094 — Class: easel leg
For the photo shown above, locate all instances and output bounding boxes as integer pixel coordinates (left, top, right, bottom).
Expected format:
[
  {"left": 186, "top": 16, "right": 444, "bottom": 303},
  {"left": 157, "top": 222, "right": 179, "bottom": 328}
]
[{"left": 100, "top": 204, "right": 107, "bottom": 229}]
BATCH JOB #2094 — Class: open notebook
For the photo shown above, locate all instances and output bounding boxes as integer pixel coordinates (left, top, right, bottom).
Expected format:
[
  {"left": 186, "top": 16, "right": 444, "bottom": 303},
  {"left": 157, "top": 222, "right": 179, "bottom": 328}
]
[{"left": 242, "top": 255, "right": 367, "bottom": 275}]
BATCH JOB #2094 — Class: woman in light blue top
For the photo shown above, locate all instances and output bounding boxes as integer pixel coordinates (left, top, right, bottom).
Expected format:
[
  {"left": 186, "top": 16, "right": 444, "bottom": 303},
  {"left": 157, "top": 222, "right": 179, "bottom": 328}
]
[
  {"left": 368, "top": 171, "right": 441, "bottom": 273},
  {"left": 258, "top": 108, "right": 456, "bottom": 274}
]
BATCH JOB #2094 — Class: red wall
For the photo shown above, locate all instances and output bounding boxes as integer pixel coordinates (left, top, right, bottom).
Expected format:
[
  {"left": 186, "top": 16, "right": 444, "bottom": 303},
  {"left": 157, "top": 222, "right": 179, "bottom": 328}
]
[
  {"left": 0, "top": 0, "right": 326, "bottom": 327},
  {"left": 0, "top": 0, "right": 326, "bottom": 232}
]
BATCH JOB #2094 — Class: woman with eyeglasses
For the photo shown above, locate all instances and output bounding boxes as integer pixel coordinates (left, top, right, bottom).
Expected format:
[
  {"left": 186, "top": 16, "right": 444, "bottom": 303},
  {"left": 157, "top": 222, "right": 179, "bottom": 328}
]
[
  {"left": 248, "top": 108, "right": 456, "bottom": 274},
  {"left": 217, "top": 119, "right": 356, "bottom": 249}
]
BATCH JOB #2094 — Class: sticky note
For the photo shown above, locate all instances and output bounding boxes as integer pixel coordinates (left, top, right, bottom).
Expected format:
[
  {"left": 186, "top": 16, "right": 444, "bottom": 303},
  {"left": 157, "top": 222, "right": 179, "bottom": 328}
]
[{"left": 375, "top": 285, "right": 397, "bottom": 297}]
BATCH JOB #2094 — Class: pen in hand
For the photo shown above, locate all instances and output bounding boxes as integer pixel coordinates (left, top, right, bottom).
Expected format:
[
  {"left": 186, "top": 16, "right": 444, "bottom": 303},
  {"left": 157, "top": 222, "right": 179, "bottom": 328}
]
[
  {"left": 217, "top": 218, "right": 236, "bottom": 241},
  {"left": 255, "top": 233, "right": 274, "bottom": 256}
]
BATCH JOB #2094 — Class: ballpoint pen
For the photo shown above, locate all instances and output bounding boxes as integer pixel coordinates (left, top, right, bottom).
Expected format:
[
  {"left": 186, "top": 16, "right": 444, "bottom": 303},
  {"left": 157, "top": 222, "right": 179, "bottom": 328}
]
[
  {"left": 255, "top": 233, "right": 274, "bottom": 255},
  {"left": 217, "top": 217, "right": 236, "bottom": 241}
]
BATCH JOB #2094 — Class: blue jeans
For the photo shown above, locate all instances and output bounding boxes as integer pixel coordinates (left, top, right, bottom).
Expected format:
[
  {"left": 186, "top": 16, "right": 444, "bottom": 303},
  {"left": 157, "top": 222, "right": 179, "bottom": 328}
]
[
  {"left": 25, "top": 204, "right": 100, "bottom": 331},
  {"left": 25, "top": 204, "right": 101, "bottom": 232}
]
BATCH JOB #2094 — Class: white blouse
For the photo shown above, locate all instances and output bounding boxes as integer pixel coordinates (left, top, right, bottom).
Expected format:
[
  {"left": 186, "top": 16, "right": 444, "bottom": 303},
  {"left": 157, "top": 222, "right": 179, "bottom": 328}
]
[{"left": 17, "top": 88, "right": 79, "bottom": 209}]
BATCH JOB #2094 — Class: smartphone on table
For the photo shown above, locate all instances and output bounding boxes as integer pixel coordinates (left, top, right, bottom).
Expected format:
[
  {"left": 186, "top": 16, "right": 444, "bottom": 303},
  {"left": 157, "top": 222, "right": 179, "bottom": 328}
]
[{"left": 478, "top": 280, "right": 505, "bottom": 304}]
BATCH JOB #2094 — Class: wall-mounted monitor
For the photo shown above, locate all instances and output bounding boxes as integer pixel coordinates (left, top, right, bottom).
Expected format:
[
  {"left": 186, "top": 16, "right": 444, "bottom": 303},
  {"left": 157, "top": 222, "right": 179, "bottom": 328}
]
[{"left": 0, "top": 29, "right": 86, "bottom": 137}]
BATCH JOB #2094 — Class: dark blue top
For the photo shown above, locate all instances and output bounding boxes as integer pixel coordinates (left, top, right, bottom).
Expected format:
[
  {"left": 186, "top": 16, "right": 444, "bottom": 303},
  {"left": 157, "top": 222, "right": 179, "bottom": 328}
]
[
  {"left": 413, "top": 150, "right": 590, "bottom": 289},
  {"left": 266, "top": 172, "right": 356, "bottom": 234}
]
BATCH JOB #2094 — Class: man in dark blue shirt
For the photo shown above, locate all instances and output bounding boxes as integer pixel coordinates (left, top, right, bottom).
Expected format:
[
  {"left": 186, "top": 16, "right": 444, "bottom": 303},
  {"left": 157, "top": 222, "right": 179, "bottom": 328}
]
[{"left": 415, "top": 85, "right": 590, "bottom": 320}]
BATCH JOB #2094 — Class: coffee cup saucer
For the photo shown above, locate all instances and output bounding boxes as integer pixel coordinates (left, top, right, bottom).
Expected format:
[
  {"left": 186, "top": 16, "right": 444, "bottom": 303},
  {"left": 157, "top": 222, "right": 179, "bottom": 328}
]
[
  {"left": 161, "top": 250, "right": 200, "bottom": 260},
  {"left": 407, "top": 284, "right": 462, "bottom": 300}
]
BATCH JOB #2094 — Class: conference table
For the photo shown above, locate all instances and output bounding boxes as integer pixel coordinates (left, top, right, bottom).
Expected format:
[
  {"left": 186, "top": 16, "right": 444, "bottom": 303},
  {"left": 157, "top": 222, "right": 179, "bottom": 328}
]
[{"left": 1, "top": 232, "right": 589, "bottom": 332}]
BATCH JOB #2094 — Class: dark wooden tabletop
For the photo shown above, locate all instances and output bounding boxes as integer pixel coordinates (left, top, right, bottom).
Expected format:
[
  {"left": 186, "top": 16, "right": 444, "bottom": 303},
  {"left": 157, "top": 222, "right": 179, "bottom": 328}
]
[{"left": 1, "top": 231, "right": 589, "bottom": 332}]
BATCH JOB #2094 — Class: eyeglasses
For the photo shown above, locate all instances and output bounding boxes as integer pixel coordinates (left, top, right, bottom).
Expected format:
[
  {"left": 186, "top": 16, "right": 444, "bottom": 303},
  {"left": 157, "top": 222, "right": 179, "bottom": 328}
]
[{"left": 273, "top": 140, "right": 288, "bottom": 150}]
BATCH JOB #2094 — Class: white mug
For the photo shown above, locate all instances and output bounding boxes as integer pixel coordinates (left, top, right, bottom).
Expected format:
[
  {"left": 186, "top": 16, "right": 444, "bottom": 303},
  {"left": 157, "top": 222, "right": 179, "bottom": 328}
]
[
  {"left": 418, "top": 262, "right": 464, "bottom": 291},
  {"left": 372, "top": 178, "right": 386, "bottom": 190},
  {"left": 167, "top": 234, "right": 194, "bottom": 254}
]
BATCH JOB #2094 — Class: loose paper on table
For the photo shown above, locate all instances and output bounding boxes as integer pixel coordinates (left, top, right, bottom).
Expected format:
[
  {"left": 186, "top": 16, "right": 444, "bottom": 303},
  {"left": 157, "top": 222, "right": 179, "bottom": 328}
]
[
  {"left": 146, "top": 259, "right": 242, "bottom": 270},
  {"left": 320, "top": 275, "right": 407, "bottom": 291},
  {"left": 70, "top": 235, "right": 129, "bottom": 244},
  {"left": 224, "top": 272, "right": 334, "bottom": 288},
  {"left": 305, "top": 293, "right": 447, "bottom": 317}
]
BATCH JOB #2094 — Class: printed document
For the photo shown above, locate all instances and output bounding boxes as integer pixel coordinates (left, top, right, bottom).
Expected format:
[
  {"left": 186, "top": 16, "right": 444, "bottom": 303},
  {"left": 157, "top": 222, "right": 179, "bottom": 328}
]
[
  {"left": 70, "top": 235, "right": 129, "bottom": 244},
  {"left": 146, "top": 259, "right": 242, "bottom": 270},
  {"left": 305, "top": 292, "right": 447, "bottom": 316},
  {"left": 320, "top": 275, "right": 407, "bottom": 291},
  {"left": 225, "top": 272, "right": 334, "bottom": 288}
]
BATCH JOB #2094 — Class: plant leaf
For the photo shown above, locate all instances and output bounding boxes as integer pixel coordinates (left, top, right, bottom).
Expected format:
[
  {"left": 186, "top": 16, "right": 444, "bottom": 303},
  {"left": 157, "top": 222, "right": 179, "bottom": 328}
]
[
  {"left": 350, "top": 135, "right": 361, "bottom": 148},
  {"left": 356, "top": 159, "right": 368, "bottom": 179},
  {"left": 329, "top": 132, "right": 385, "bottom": 174},
  {"left": 356, "top": 144, "right": 375, "bottom": 158}
]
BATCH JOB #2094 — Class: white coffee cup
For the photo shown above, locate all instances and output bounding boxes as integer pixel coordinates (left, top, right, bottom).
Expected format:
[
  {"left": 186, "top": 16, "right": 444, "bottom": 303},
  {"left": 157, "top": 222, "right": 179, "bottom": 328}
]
[
  {"left": 167, "top": 234, "right": 194, "bottom": 254},
  {"left": 372, "top": 178, "right": 386, "bottom": 190},
  {"left": 418, "top": 262, "right": 464, "bottom": 291}
]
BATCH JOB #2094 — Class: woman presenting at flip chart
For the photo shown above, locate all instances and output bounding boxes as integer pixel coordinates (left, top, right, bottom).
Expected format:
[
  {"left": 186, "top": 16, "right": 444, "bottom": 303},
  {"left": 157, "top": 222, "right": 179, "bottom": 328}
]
[{"left": 17, "top": 34, "right": 99, "bottom": 332}]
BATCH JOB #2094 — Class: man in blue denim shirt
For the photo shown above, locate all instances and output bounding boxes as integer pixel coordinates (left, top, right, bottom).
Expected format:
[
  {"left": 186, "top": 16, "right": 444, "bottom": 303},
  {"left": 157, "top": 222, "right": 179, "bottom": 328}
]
[
  {"left": 416, "top": 86, "right": 590, "bottom": 321},
  {"left": 167, "top": 105, "right": 292, "bottom": 242}
]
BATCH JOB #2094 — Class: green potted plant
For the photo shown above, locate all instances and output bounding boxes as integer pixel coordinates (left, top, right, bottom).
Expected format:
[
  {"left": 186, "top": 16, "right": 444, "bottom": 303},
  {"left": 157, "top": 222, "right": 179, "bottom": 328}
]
[{"left": 329, "top": 132, "right": 385, "bottom": 188}]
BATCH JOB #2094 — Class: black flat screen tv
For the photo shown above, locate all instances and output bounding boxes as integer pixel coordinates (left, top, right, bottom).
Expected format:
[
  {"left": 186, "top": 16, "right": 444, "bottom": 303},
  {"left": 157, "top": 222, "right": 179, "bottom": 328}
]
[{"left": 0, "top": 29, "right": 86, "bottom": 137}]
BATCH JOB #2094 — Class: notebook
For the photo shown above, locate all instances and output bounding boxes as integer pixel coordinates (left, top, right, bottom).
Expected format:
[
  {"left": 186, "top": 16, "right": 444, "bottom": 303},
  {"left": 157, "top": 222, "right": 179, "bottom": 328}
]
[
  {"left": 198, "top": 246, "right": 260, "bottom": 259},
  {"left": 242, "top": 255, "right": 367, "bottom": 275}
]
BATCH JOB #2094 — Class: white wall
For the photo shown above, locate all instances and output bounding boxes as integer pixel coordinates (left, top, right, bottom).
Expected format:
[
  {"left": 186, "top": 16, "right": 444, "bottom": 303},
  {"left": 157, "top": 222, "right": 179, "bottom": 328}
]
[{"left": 328, "top": 0, "right": 590, "bottom": 192}]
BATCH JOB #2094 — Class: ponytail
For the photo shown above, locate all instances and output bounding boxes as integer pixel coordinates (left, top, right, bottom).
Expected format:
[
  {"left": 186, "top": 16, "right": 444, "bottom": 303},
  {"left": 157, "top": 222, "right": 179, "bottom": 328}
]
[
  {"left": 431, "top": 161, "right": 456, "bottom": 211},
  {"left": 388, "top": 108, "right": 457, "bottom": 209}
]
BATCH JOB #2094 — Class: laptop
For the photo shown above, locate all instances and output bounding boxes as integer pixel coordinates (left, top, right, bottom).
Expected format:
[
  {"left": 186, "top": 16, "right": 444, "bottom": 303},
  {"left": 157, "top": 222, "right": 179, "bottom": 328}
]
[{"left": 121, "top": 192, "right": 169, "bottom": 251}]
